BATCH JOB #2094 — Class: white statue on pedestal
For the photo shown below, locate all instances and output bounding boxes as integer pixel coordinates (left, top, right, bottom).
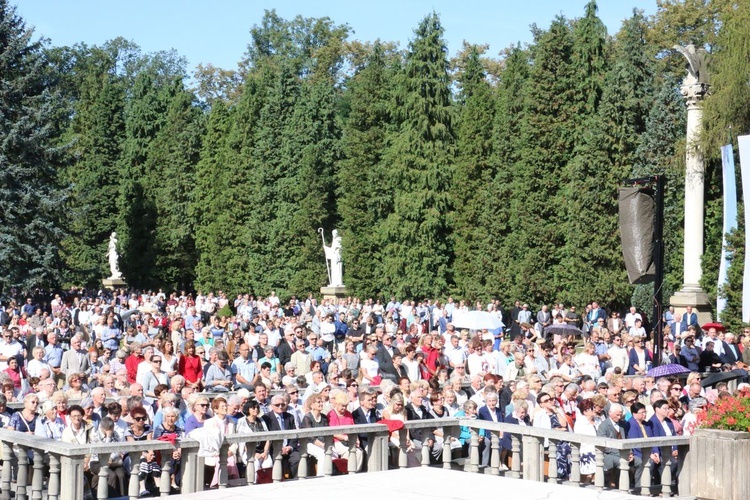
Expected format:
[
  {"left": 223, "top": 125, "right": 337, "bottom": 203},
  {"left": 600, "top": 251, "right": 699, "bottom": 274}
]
[
  {"left": 107, "top": 232, "right": 123, "bottom": 280},
  {"left": 321, "top": 229, "right": 343, "bottom": 286}
]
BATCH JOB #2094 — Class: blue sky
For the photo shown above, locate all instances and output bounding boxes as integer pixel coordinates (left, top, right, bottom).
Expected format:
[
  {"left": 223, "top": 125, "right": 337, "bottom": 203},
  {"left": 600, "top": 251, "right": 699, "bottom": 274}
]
[{"left": 17, "top": 1, "right": 657, "bottom": 71}]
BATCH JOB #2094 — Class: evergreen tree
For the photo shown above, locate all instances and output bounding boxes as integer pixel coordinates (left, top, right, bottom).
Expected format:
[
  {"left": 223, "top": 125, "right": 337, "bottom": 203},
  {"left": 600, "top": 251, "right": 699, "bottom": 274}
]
[
  {"left": 452, "top": 45, "right": 496, "bottom": 299},
  {"left": 61, "top": 47, "right": 126, "bottom": 286},
  {"left": 117, "top": 69, "right": 169, "bottom": 288},
  {"left": 0, "top": 1, "right": 67, "bottom": 294},
  {"left": 336, "top": 42, "right": 394, "bottom": 299},
  {"left": 485, "top": 45, "right": 529, "bottom": 304},
  {"left": 570, "top": 1, "right": 608, "bottom": 133},
  {"left": 505, "top": 16, "right": 575, "bottom": 304},
  {"left": 147, "top": 78, "right": 203, "bottom": 290},
  {"left": 192, "top": 100, "right": 235, "bottom": 293},
  {"left": 378, "top": 12, "right": 455, "bottom": 298},
  {"left": 557, "top": 10, "right": 653, "bottom": 308}
]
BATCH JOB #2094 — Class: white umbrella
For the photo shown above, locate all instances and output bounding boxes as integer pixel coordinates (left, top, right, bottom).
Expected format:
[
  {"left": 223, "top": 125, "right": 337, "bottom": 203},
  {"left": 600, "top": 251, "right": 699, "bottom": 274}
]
[{"left": 451, "top": 311, "right": 504, "bottom": 331}]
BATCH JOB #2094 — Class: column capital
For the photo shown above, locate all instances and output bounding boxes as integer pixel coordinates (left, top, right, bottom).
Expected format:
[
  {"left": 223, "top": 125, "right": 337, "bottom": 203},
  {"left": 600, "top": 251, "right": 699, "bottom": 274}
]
[{"left": 674, "top": 44, "right": 710, "bottom": 108}]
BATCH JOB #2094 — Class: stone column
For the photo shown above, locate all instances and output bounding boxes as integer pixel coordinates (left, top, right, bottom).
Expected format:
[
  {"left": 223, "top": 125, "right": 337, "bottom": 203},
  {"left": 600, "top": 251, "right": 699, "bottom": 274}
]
[{"left": 670, "top": 44, "right": 712, "bottom": 323}]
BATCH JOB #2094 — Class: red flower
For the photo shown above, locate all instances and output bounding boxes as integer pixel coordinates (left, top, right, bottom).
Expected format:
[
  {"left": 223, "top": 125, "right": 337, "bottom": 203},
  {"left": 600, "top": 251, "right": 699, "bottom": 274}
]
[{"left": 726, "top": 417, "right": 737, "bottom": 426}]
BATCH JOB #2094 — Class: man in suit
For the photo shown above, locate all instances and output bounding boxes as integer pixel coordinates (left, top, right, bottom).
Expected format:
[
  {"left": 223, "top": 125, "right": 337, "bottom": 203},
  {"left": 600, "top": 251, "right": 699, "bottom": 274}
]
[
  {"left": 404, "top": 390, "right": 435, "bottom": 462},
  {"left": 260, "top": 395, "right": 300, "bottom": 478},
  {"left": 376, "top": 333, "right": 401, "bottom": 382},
  {"left": 626, "top": 403, "right": 652, "bottom": 493},
  {"left": 276, "top": 330, "right": 296, "bottom": 367},
  {"left": 679, "top": 306, "right": 698, "bottom": 334},
  {"left": 25, "top": 327, "right": 48, "bottom": 361},
  {"left": 721, "top": 333, "right": 742, "bottom": 365},
  {"left": 60, "top": 334, "right": 91, "bottom": 378},
  {"left": 596, "top": 403, "right": 626, "bottom": 487},
  {"left": 648, "top": 399, "right": 678, "bottom": 495},
  {"left": 352, "top": 387, "right": 380, "bottom": 469}
]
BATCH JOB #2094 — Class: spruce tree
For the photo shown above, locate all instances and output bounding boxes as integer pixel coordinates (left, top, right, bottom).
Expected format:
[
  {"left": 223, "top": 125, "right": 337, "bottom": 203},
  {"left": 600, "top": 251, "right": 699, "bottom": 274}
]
[
  {"left": 378, "top": 12, "right": 455, "bottom": 298},
  {"left": 0, "top": 1, "right": 67, "bottom": 294},
  {"left": 337, "top": 42, "right": 394, "bottom": 299},
  {"left": 486, "top": 45, "right": 529, "bottom": 304},
  {"left": 147, "top": 78, "right": 203, "bottom": 290},
  {"left": 61, "top": 47, "right": 126, "bottom": 286},
  {"left": 506, "top": 16, "right": 575, "bottom": 304},
  {"left": 557, "top": 10, "right": 653, "bottom": 308},
  {"left": 452, "top": 45, "right": 496, "bottom": 300}
]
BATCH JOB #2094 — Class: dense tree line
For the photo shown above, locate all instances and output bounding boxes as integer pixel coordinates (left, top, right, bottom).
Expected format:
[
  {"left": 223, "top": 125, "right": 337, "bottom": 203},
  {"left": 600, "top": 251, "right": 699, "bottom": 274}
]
[{"left": 1, "top": 0, "right": 749, "bottom": 325}]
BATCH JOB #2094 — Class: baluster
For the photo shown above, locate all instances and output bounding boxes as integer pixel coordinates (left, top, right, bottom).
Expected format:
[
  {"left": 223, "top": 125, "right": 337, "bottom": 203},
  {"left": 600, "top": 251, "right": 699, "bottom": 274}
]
[
  {"left": 594, "top": 447, "right": 605, "bottom": 490},
  {"left": 16, "top": 445, "right": 28, "bottom": 500},
  {"left": 272, "top": 440, "right": 284, "bottom": 482},
  {"left": 466, "top": 429, "right": 480, "bottom": 473},
  {"left": 420, "top": 438, "right": 430, "bottom": 467},
  {"left": 245, "top": 449, "right": 256, "bottom": 485},
  {"left": 160, "top": 448, "right": 173, "bottom": 496},
  {"left": 97, "top": 462, "right": 110, "bottom": 500},
  {"left": 298, "top": 438, "right": 309, "bottom": 479},
  {"left": 537, "top": 437, "right": 546, "bottom": 481},
  {"left": 128, "top": 452, "right": 141, "bottom": 500},
  {"left": 218, "top": 443, "right": 228, "bottom": 489},
  {"left": 618, "top": 449, "right": 630, "bottom": 492},
  {"left": 547, "top": 440, "right": 558, "bottom": 484},
  {"left": 660, "top": 446, "right": 672, "bottom": 497},
  {"left": 640, "top": 452, "right": 652, "bottom": 497},
  {"left": 490, "top": 432, "right": 500, "bottom": 475},
  {"left": 568, "top": 442, "right": 581, "bottom": 486},
  {"left": 0, "top": 442, "right": 11, "bottom": 500},
  {"left": 31, "top": 449, "right": 43, "bottom": 500},
  {"left": 47, "top": 453, "right": 60, "bottom": 500},
  {"left": 442, "top": 427, "right": 453, "bottom": 470},
  {"left": 181, "top": 445, "right": 201, "bottom": 493},
  {"left": 397, "top": 430, "right": 408, "bottom": 469},
  {"left": 677, "top": 443, "right": 690, "bottom": 497},
  {"left": 510, "top": 434, "right": 521, "bottom": 479},
  {"left": 350, "top": 439, "right": 361, "bottom": 473},
  {"left": 323, "top": 436, "right": 334, "bottom": 476}
]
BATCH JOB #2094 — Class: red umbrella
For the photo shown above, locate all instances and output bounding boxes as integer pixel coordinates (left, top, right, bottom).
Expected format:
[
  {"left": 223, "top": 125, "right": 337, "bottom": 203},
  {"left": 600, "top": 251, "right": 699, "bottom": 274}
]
[{"left": 702, "top": 322, "right": 726, "bottom": 332}]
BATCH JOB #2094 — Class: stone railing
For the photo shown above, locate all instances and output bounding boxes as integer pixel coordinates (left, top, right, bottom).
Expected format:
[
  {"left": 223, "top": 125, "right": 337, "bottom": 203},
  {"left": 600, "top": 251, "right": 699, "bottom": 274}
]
[
  {"left": 0, "top": 417, "right": 691, "bottom": 499},
  {"left": 463, "top": 419, "right": 691, "bottom": 498}
]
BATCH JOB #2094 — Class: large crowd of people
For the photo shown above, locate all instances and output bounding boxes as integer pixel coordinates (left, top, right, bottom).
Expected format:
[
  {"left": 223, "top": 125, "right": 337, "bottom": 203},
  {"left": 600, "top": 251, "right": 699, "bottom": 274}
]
[{"left": 0, "top": 289, "right": 747, "bottom": 496}]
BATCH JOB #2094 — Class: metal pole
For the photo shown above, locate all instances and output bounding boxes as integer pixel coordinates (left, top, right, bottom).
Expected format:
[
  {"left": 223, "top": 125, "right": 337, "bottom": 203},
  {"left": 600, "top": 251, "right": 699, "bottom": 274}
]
[{"left": 652, "top": 175, "right": 666, "bottom": 367}]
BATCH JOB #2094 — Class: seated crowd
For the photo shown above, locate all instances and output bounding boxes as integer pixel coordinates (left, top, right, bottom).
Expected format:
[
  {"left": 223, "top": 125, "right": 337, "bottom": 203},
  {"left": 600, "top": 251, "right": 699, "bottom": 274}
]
[{"left": 0, "top": 291, "right": 743, "bottom": 496}]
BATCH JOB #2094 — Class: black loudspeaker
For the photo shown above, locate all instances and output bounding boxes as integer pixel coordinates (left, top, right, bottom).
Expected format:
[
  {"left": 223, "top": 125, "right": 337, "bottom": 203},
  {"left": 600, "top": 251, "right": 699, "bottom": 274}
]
[{"left": 619, "top": 187, "right": 656, "bottom": 284}]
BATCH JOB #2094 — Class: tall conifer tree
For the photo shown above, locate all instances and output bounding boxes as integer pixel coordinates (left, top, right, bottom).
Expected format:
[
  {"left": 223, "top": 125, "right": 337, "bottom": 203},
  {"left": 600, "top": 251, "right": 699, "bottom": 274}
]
[{"left": 378, "top": 12, "right": 455, "bottom": 298}]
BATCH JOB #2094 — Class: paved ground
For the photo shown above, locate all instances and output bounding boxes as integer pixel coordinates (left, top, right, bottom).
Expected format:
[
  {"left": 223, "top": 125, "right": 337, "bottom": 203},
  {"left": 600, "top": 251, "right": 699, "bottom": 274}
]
[{"left": 175, "top": 467, "right": 647, "bottom": 500}]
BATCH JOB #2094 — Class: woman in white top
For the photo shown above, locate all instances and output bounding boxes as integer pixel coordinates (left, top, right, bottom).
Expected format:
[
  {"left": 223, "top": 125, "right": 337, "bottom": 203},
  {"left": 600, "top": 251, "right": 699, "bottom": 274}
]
[
  {"left": 573, "top": 398, "right": 598, "bottom": 481},
  {"left": 359, "top": 346, "right": 379, "bottom": 385},
  {"left": 574, "top": 343, "right": 601, "bottom": 379},
  {"left": 27, "top": 346, "right": 51, "bottom": 378},
  {"left": 200, "top": 397, "right": 238, "bottom": 487}
]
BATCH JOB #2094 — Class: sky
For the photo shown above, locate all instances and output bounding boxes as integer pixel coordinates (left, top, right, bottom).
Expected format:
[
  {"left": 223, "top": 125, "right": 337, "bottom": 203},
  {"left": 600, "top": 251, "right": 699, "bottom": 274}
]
[{"left": 16, "top": 0, "right": 658, "bottom": 71}]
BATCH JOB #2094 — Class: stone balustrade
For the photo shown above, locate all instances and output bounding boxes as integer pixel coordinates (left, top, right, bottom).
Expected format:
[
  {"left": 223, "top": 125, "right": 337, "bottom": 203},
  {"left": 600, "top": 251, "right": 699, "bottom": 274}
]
[
  {"left": 0, "top": 418, "right": 692, "bottom": 499},
  {"left": 463, "top": 419, "right": 691, "bottom": 498}
]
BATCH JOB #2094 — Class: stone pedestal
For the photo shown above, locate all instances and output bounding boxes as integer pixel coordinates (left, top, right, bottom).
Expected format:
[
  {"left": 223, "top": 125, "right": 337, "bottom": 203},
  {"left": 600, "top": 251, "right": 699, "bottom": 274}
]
[
  {"left": 102, "top": 278, "right": 127, "bottom": 290},
  {"left": 690, "top": 429, "right": 750, "bottom": 500},
  {"left": 669, "top": 290, "right": 712, "bottom": 325},
  {"left": 321, "top": 286, "right": 348, "bottom": 301}
]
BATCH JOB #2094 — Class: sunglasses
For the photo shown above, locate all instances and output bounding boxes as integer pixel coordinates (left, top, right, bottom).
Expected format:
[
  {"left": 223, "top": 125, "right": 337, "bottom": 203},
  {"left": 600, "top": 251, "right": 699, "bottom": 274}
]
[
  {"left": 133, "top": 417, "right": 147, "bottom": 422},
  {"left": 198, "top": 403, "right": 209, "bottom": 407},
  {"left": 272, "top": 403, "right": 284, "bottom": 408},
  {"left": 288, "top": 391, "right": 298, "bottom": 395}
]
